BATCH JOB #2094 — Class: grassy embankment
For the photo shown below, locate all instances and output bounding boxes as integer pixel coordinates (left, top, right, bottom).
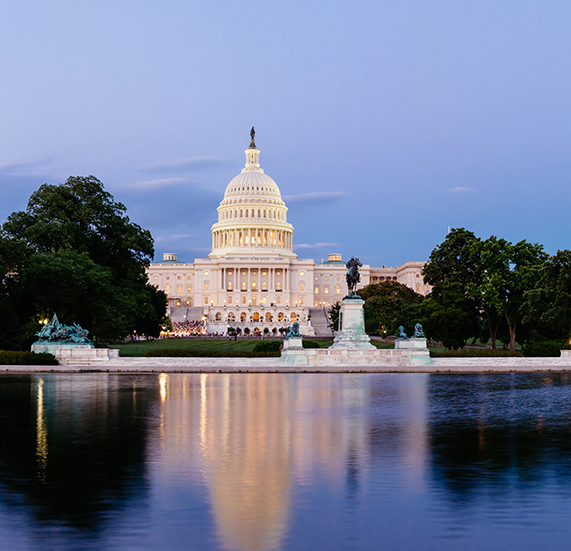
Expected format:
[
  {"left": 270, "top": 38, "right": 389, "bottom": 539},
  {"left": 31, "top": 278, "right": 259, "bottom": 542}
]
[{"left": 109, "top": 338, "right": 395, "bottom": 357}]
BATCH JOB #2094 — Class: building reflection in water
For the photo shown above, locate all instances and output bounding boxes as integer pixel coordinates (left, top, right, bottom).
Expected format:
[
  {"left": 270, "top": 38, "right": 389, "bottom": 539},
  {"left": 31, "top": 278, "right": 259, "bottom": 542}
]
[{"left": 156, "top": 373, "right": 430, "bottom": 551}]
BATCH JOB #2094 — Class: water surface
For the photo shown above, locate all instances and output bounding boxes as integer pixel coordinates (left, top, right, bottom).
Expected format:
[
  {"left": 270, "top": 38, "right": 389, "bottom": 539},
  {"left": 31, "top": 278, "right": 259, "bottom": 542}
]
[{"left": 0, "top": 372, "right": 570, "bottom": 550}]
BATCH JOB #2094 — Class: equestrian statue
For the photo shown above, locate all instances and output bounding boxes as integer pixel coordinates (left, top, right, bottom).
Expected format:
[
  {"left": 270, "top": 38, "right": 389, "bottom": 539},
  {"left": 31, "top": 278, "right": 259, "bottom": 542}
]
[{"left": 345, "top": 256, "right": 362, "bottom": 297}]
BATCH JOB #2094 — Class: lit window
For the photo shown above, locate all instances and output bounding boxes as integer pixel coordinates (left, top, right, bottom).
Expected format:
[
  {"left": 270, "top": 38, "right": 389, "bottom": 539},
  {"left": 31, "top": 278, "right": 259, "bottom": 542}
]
[
  {"left": 262, "top": 296, "right": 267, "bottom": 304},
  {"left": 300, "top": 271, "right": 304, "bottom": 277},
  {"left": 153, "top": 276, "right": 158, "bottom": 280},
  {"left": 325, "top": 276, "right": 329, "bottom": 281},
  {"left": 276, "top": 281, "right": 282, "bottom": 291},
  {"left": 242, "top": 295, "right": 247, "bottom": 304},
  {"left": 228, "top": 296, "right": 233, "bottom": 303},
  {"left": 165, "top": 284, "right": 170, "bottom": 293},
  {"left": 336, "top": 284, "right": 341, "bottom": 295},
  {"left": 252, "top": 281, "right": 257, "bottom": 290},
  {"left": 315, "top": 286, "right": 319, "bottom": 294},
  {"left": 204, "top": 296, "right": 209, "bottom": 305},
  {"left": 178, "top": 276, "right": 181, "bottom": 280},
  {"left": 204, "top": 272, "right": 209, "bottom": 276},
  {"left": 177, "top": 285, "right": 182, "bottom": 294},
  {"left": 277, "top": 296, "right": 281, "bottom": 304},
  {"left": 324, "top": 286, "right": 329, "bottom": 294},
  {"left": 228, "top": 281, "right": 233, "bottom": 290},
  {"left": 242, "top": 281, "right": 247, "bottom": 290},
  {"left": 315, "top": 276, "right": 319, "bottom": 281},
  {"left": 187, "top": 286, "right": 191, "bottom": 294},
  {"left": 300, "top": 296, "right": 304, "bottom": 305}
]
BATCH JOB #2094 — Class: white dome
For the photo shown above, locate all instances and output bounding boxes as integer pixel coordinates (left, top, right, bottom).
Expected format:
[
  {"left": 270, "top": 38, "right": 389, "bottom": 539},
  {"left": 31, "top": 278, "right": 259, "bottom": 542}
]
[{"left": 209, "top": 135, "right": 295, "bottom": 258}]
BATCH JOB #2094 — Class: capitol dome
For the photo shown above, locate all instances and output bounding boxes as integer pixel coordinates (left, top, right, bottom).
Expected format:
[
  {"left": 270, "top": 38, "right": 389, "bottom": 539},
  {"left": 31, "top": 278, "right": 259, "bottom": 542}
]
[{"left": 210, "top": 130, "right": 295, "bottom": 258}]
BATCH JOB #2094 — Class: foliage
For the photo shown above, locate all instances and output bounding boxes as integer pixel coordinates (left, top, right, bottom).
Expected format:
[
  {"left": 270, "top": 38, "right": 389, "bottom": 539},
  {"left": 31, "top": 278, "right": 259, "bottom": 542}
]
[
  {"left": 302, "top": 340, "right": 321, "bottom": 348},
  {"left": 328, "top": 303, "right": 341, "bottom": 332},
  {"left": 144, "top": 349, "right": 280, "bottom": 358},
  {"left": 523, "top": 340, "right": 571, "bottom": 357},
  {"left": 523, "top": 250, "right": 571, "bottom": 340},
  {"left": 253, "top": 340, "right": 282, "bottom": 353},
  {"left": 0, "top": 176, "right": 166, "bottom": 345},
  {"left": 423, "top": 228, "right": 483, "bottom": 347},
  {"left": 471, "top": 237, "right": 547, "bottom": 352},
  {"left": 0, "top": 350, "right": 58, "bottom": 365},
  {"left": 161, "top": 316, "right": 173, "bottom": 332},
  {"left": 357, "top": 281, "right": 423, "bottom": 335},
  {"left": 430, "top": 349, "right": 523, "bottom": 358}
]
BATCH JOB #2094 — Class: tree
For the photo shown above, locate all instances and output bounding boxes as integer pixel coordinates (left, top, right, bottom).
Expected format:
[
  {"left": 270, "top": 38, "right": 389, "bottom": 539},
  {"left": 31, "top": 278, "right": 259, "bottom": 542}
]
[
  {"left": 472, "top": 237, "right": 547, "bottom": 352},
  {"left": 1, "top": 176, "right": 166, "bottom": 343},
  {"left": 423, "top": 228, "right": 483, "bottom": 346},
  {"left": 328, "top": 302, "right": 341, "bottom": 332},
  {"left": 357, "top": 281, "right": 423, "bottom": 335},
  {"left": 523, "top": 249, "right": 571, "bottom": 340}
]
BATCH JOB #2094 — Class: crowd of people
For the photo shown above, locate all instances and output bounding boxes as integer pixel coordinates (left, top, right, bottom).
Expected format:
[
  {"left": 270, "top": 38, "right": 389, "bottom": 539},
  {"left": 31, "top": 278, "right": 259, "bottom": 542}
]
[{"left": 169, "top": 320, "right": 205, "bottom": 337}]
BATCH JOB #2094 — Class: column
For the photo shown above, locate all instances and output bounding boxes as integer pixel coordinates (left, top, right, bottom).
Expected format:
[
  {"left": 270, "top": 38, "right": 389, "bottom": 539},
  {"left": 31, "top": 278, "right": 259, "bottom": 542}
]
[
  {"left": 248, "top": 268, "right": 251, "bottom": 293},
  {"left": 221, "top": 267, "right": 225, "bottom": 291}
]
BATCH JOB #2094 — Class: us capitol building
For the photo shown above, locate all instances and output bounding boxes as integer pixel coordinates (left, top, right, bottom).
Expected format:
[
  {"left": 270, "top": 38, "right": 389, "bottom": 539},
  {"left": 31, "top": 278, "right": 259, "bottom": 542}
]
[{"left": 147, "top": 131, "right": 429, "bottom": 336}]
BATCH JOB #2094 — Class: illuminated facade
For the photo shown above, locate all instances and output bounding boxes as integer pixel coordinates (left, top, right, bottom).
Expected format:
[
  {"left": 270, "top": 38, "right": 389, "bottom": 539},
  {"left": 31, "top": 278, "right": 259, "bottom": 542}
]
[{"left": 147, "top": 135, "right": 429, "bottom": 334}]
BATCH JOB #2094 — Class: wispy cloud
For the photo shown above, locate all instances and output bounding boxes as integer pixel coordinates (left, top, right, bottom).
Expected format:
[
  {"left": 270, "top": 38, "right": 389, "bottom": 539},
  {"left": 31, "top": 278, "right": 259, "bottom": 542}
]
[
  {"left": 140, "top": 156, "right": 233, "bottom": 174},
  {"left": 283, "top": 191, "right": 347, "bottom": 204},
  {"left": 448, "top": 186, "right": 476, "bottom": 193},
  {"left": 125, "top": 178, "right": 189, "bottom": 190},
  {"left": 155, "top": 233, "right": 196, "bottom": 243},
  {"left": 0, "top": 158, "right": 53, "bottom": 174},
  {"left": 294, "top": 242, "right": 337, "bottom": 249}
]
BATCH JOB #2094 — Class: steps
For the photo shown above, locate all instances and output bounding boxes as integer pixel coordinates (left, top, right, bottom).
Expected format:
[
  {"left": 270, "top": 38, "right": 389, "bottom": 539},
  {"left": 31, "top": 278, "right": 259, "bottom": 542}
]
[
  {"left": 169, "top": 306, "right": 205, "bottom": 323},
  {"left": 308, "top": 307, "right": 334, "bottom": 337}
]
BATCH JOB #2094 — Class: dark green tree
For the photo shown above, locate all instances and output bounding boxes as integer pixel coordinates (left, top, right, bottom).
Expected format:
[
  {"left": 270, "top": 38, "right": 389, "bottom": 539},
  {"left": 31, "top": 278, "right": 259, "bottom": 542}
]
[
  {"left": 523, "top": 249, "right": 571, "bottom": 341},
  {"left": 422, "top": 228, "right": 483, "bottom": 347},
  {"left": 472, "top": 237, "right": 547, "bottom": 352},
  {"left": 1, "top": 176, "right": 166, "bottom": 343},
  {"left": 357, "top": 281, "right": 423, "bottom": 335}
]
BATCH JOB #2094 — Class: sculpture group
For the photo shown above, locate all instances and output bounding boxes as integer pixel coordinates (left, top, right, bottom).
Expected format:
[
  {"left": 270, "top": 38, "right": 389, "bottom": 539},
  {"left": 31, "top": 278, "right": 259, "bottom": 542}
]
[{"left": 35, "top": 314, "right": 92, "bottom": 345}]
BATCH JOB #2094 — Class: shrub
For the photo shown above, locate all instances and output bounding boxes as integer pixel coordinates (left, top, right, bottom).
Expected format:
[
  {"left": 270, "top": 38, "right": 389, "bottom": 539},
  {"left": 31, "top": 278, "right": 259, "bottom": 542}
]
[
  {"left": 143, "top": 349, "right": 280, "bottom": 358},
  {"left": 0, "top": 350, "right": 58, "bottom": 365},
  {"left": 302, "top": 340, "right": 321, "bottom": 349},
  {"left": 523, "top": 340, "right": 571, "bottom": 357},
  {"left": 253, "top": 341, "right": 282, "bottom": 353},
  {"left": 430, "top": 349, "right": 523, "bottom": 358}
]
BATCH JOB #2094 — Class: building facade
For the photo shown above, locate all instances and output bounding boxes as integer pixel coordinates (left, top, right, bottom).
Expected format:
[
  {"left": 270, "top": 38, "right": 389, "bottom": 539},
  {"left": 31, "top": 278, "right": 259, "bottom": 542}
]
[{"left": 147, "top": 134, "right": 429, "bottom": 335}]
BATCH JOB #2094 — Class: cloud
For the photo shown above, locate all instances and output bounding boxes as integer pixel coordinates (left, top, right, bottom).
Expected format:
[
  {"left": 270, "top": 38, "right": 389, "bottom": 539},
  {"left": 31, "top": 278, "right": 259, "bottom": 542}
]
[
  {"left": 139, "top": 156, "right": 233, "bottom": 174},
  {"left": 0, "top": 158, "right": 53, "bottom": 175},
  {"left": 294, "top": 242, "right": 337, "bottom": 249},
  {"left": 155, "top": 233, "right": 196, "bottom": 243},
  {"left": 282, "top": 191, "right": 347, "bottom": 204},
  {"left": 125, "top": 178, "right": 190, "bottom": 190},
  {"left": 448, "top": 186, "right": 476, "bottom": 193}
]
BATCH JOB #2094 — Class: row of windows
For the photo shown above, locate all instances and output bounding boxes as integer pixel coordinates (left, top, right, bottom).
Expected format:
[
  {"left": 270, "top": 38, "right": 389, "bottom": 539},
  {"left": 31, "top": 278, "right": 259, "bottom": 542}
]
[
  {"left": 315, "top": 285, "right": 341, "bottom": 295},
  {"left": 215, "top": 312, "right": 298, "bottom": 323},
  {"left": 164, "top": 284, "right": 192, "bottom": 294},
  {"left": 221, "top": 208, "right": 285, "bottom": 221},
  {"left": 203, "top": 295, "right": 305, "bottom": 306}
]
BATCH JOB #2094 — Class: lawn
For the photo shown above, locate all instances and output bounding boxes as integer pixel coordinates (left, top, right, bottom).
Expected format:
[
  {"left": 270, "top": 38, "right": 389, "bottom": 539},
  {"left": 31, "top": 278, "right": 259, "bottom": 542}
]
[{"left": 109, "top": 338, "right": 395, "bottom": 356}]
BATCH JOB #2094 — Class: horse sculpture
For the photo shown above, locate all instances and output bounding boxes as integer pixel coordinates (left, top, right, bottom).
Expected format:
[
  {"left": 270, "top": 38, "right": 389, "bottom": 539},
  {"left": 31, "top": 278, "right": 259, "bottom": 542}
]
[{"left": 345, "top": 256, "right": 362, "bottom": 296}]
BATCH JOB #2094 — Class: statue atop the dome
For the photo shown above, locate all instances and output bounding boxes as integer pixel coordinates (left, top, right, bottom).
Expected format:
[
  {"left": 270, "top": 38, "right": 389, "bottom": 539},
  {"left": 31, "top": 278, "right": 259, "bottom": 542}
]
[{"left": 249, "top": 126, "right": 256, "bottom": 148}]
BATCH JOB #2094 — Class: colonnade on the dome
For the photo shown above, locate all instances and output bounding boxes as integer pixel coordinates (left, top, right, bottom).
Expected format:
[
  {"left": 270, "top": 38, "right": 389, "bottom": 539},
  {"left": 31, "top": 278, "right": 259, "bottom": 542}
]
[{"left": 211, "top": 228, "right": 293, "bottom": 251}]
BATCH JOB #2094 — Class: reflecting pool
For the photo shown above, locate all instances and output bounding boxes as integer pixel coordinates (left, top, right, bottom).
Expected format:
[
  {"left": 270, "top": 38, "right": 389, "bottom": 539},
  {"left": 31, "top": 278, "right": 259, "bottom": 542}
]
[{"left": 1, "top": 372, "right": 571, "bottom": 550}]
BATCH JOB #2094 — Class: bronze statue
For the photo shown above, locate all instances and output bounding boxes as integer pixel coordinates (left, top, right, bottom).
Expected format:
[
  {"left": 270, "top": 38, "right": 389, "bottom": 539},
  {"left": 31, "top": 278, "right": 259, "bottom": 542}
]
[
  {"left": 249, "top": 126, "right": 256, "bottom": 148},
  {"left": 413, "top": 323, "right": 425, "bottom": 338},
  {"left": 345, "top": 256, "right": 362, "bottom": 296},
  {"left": 284, "top": 321, "right": 301, "bottom": 339},
  {"left": 35, "top": 313, "right": 92, "bottom": 345}
]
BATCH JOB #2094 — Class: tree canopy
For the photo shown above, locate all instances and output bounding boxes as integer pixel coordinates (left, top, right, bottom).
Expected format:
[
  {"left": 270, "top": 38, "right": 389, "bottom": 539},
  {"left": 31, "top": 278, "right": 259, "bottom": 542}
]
[{"left": 0, "top": 176, "right": 166, "bottom": 348}]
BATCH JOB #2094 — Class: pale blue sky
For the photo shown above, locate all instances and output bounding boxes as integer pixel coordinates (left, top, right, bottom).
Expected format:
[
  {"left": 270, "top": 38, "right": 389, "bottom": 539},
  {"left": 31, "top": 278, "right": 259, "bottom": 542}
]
[{"left": 1, "top": 0, "right": 570, "bottom": 266}]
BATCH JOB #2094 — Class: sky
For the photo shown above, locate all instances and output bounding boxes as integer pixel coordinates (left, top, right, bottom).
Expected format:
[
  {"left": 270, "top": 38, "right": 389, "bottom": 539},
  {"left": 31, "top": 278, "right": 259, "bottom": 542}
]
[{"left": 1, "top": 0, "right": 570, "bottom": 267}]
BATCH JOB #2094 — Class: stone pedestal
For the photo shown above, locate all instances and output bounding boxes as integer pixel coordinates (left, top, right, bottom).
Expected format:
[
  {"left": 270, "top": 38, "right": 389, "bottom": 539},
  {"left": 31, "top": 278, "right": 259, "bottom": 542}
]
[
  {"left": 329, "top": 297, "right": 375, "bottom": 350},
  {"left": 394, "top": 337, "right": 431, "bottom": 365},
  {"left": 32, "top": 343, "right": 93, "bottom": 355},
  {"left": 281, "top": 337, "right": 307, "bottom": 365}
]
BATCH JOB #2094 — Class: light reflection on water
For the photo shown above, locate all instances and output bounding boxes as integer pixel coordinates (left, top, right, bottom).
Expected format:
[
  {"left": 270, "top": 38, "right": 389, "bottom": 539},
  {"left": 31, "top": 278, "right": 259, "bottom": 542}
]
[{"left": 0, "top": 373, "right": 571, "bottom": 550}]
